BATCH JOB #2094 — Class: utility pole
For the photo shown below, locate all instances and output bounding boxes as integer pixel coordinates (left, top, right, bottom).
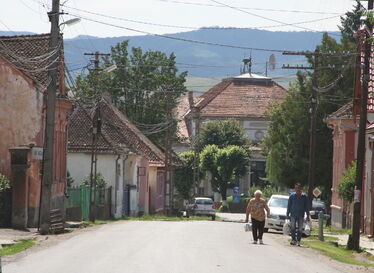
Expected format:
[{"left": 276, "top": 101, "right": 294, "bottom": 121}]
[
  {"left": 188, "top": 91, "right": 201, "bottom": 196},
  {"left": 164, "top": 89, "right": 173, "bottom": 215},
  {"left": 40, "top": 0, "right": 61, "bottom": 235},
  {"left": 349, "top": 0, "right": 373, "bottom": 251},
  {"left": 282, "top": 50, "right": 319, "bottom": 208},
  {"left": 84, "top": 51, "right": 109, "bottom": 222}
]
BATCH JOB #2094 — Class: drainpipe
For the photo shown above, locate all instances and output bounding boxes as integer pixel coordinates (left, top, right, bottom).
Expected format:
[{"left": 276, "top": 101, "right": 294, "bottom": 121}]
[{"left": 122, "top": 154, "right": 129, "bottom": 217}]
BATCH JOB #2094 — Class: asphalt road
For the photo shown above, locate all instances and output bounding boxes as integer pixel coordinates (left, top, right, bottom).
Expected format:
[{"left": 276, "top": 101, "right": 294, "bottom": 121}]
[{"left": 3, "top": 220, "right": 365, "bottom": 273}]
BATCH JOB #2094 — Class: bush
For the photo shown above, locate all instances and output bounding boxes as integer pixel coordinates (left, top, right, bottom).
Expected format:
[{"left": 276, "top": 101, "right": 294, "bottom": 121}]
[
  {"left": 337, "top": 161, "right": 356, "bottom": 203},
  {"left": 248, "top": 185, "right": 276, "bottom": 199},
  {"left": 82, "top": 172, "right": 107, "bottom": 189},
  {"left": 218, "top": 205, "right": 229, "bottom": 212},
  {"left": 0, "top": 173, "right": 10, "bottom": 193},
  {"left": 67, "top": 171, "right": 75, "bottom": 188}
]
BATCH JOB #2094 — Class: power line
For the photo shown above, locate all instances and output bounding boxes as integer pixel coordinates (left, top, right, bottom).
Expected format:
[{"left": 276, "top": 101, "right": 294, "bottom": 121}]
[
  {"left": 61, "top": 4, "right": 341, "bottom": 31},
  {"left": 208, "top": 0, "right": 341, "bottom": 36},
  {"left": 155, "top": 0, "right": 342, "bottom": 15},
  {"left": 64, "top": 12, "right": 287, "bottom": 52}
]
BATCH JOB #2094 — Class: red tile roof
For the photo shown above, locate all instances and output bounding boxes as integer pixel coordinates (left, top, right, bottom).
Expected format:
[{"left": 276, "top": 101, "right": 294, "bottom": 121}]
[
  {"left": 195, "top": 75, "right": 287, "bottom": 119},
  {"left": 0, "top": 33, "right": 63, "bottom": 90},
  {"left": 68, "top": 99, "right": 170, "bottom": 166},
  {"left": 326, "top": 102, "right": 353, "bottom": 120}
]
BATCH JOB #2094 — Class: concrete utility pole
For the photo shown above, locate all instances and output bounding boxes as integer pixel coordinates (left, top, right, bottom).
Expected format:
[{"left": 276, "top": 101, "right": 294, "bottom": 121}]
[
  {"left": 188, "top": 91, "right": 201, "bottom": 196},
  {"left": 282, "top": 51, "right": 319, "bottom": 208},
  {"left": 40, "top": 0, "right": 60, "bottom": 235},
  {"left": 84, "top": 51, "right": 110, "bottom": 222},
  {"left": 349, "top": 0, "right": 373, "bottom": 251},
  {"left": 164, "top": 89, "right": 173, "bottom": 215}
]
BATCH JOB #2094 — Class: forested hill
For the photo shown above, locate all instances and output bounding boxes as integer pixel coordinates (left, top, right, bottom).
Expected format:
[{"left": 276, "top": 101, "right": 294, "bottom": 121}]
[{"left": 0, "top": 29, "right": 339, "bottom": 78}]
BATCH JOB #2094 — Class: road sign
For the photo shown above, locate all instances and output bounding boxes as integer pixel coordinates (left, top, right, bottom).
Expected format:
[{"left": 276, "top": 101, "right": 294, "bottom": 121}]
[{"left": 313, "top": 187, "right": 322, "bottom": 198}]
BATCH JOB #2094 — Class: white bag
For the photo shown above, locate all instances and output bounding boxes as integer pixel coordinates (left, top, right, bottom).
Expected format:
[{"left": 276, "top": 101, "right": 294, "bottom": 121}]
[
  {"left": 304, "top": 221, "right": 311, "bottom": 235},
  {"left": 282, "top": 219, "right": 291, "bottom": 235},
  {"left": 244, "top": 223, "right": 252, "bottom": 232}
]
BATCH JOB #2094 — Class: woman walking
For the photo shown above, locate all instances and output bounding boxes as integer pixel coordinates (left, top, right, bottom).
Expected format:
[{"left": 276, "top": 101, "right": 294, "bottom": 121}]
[{"left": 245, "top": 190, "right": 270, "bottom": 244}]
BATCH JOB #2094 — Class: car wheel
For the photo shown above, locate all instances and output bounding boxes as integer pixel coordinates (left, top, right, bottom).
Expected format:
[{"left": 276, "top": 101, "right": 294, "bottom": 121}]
[
  {"left": 186, "top": 211, "right": 190, "bottom": 218},
  {"left": 264, "top": 228, "right": 269, "bottom": 232},
  {"left": 211, "top": 215, "right": 216, "bottom": 221}
]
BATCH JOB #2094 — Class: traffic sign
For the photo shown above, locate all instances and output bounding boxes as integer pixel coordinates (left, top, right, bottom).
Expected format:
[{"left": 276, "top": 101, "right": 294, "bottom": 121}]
[{"left": 313, "top": 187, "right": 322, "bottom": 198}]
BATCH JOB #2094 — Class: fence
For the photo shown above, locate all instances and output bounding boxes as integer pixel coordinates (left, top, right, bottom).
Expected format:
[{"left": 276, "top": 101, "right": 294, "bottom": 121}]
[{"left": 66, "top": 185, "right": 112, "bottom": 221}]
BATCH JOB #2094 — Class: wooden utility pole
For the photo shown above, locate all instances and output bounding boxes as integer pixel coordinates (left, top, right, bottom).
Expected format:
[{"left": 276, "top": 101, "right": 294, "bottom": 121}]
[
  {"left": 84, "top": 51, "right": 109, "bottom": 222},
  {"left": 40, "top": 0, "right": 60, "bottom": 235},
  {"left": 349, "top": 0, "right": 373, "bottom": 251}
]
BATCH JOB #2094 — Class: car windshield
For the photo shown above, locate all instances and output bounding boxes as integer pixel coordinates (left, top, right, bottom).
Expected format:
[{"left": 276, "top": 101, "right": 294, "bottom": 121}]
[
  {"left": 268, "top": 197, "right": 288, "bottom": 208},
  {"left": 196, "top": 199, "right": 213, "bottom": 205},
  {"left": 312, "top": 201, "right": 325, "bottom": 208}
]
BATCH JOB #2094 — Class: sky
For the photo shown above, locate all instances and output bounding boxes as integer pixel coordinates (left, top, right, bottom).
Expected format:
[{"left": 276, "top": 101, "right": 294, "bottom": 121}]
[{"left": 0, "top": 0, "right": 356, "bottom": 39}]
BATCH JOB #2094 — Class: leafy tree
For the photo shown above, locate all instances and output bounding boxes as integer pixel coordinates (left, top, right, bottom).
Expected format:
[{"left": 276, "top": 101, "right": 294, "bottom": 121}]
[
  {"left": 0, "top": 173, "right": 9, "bottom": 193},
  {"left": 199, "top": 119, "right": 250, "bottom": 149},
  {"left": 337, "top": 161, "right": 356, "bottom": 203},
  {"left": 200, "top": 145, "right": 249, "bottom": 203},
  {"left": 263, "top": 4, "right": 361, "bottom": 190},
  {"left": 74, "top": 41, "right": 188, "bottom": 147},
  {"left": 174, "top": 151, "right": 199, "bottom": 200},
  {"left": 67, "top": 171, "right": 75, "bottom": 188},
  {"left": 82, "top": 172, "right": 107, "bottom": 189}
]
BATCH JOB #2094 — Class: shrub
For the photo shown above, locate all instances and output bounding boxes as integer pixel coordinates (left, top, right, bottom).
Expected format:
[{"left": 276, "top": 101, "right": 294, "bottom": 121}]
[
  {"left": 0, "top": 173, "right": 10, "bottom": 193},
  {"left": 82, "top": 172, "right": 107, "bottom": 189},
  {"left": 337, "top": 161, "right": 356, "bottom": 203}
]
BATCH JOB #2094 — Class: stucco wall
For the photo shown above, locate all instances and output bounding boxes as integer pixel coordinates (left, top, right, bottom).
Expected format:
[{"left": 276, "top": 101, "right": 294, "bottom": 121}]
[{"left": 0, "top": 60, "right": 43, "bottom": 178}]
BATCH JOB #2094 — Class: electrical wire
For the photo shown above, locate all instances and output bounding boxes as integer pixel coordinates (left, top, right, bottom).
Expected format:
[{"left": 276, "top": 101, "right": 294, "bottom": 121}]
[
  {"left": 61, "top": 4, "right": 342, "bottom": 31},
  {"left": 208, "top": 0, "right": 341, "bottom": 36},
  {"left": 155, "top": 0, "right": 342, "bottom": 15}
]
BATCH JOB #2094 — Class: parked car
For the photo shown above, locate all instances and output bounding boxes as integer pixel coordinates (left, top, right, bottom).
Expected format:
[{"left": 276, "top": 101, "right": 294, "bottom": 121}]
[
  {"left": 264, "top": 194, "right": 311, "bottom": 236},
  {"left": 310, "top": 200, "right": 326, "bottom": 219},
  {"left": 186, "top": 197, "right": 216, "bottom": 220}
]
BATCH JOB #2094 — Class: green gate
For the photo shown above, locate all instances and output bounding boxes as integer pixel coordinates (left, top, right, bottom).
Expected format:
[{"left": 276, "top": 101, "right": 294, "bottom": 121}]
[{"left": 80, "top": 185, "right": 90, "bottom": 220}]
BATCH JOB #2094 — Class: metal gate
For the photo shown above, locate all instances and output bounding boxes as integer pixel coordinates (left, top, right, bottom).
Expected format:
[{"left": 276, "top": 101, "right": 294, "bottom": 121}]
[{"left": 123, "top": 185, "right": 130, "bottom": 216}]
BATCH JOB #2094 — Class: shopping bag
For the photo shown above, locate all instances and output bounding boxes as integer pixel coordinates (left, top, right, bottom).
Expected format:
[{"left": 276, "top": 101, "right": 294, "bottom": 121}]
[
  {"left": 304, "top": 220, "right": 311, "bottom": 236},
  {"left": 282, "top": 219, "right": 291, "bottom": 235},
  {"left": 244, "top": 223, "right": 252, "bottom": 232}
]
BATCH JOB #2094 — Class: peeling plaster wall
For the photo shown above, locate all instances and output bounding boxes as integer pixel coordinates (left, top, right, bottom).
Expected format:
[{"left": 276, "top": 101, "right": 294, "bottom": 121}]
[{"left": 0, "top": 60, "right": 43, "bottom": 178}]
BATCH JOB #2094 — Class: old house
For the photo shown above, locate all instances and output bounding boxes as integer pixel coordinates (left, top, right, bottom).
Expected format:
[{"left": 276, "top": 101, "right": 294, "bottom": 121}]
[
  {"left": 0, "top": 34, "right": 71, "bottom": 228},
  {"left": 174, "top": 72, "right": 287, "bottom": 198},
  {"left": 67, "top": 97, "right": 168, "bottom": 217},
  {"left": 325, "top": 103, "right": 357, "bottom": 229}
]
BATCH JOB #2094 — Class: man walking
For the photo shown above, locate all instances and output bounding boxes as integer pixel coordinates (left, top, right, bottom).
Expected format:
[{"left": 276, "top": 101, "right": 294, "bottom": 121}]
[{"left": 286, "top": 183, "right": 310, "bottom": 246}]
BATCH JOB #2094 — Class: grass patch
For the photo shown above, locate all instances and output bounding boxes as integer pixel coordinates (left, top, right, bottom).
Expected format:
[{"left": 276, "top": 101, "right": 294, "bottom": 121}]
[
  {"left": 122, "top": 215, "right": 215, "bottom": 221},
  {"left": 302, "top": 240, "right": 374, "bottom": 267},
  {"left": 324, "top": 226, "right": 351, "bottom": 234},
  {"left": 0, "top": 239, "right": 36, "bottom": 257},
  {"left": 307, "top": 235, "right": 339, "bottom": 241}
]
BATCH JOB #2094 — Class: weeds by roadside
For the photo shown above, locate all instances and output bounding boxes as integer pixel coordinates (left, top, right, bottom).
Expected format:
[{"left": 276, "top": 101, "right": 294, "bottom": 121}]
[
  {"left": 302, "top": 238, "right": 374, "bottom": 267},
  {"left": 0, "top": 239, "right": 35, "bottom": 257}
]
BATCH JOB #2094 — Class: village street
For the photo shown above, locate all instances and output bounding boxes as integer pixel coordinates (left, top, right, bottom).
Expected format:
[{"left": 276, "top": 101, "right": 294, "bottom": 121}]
[{"left": 2, "top": 220, "right": 366, "bottom": 273}]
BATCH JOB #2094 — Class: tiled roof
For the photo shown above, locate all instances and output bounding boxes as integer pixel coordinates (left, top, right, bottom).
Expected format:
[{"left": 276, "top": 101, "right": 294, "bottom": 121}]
[
  {"left": 68, "top": 99, "right": 169, "bottom": 166},
  {"left": 0, "top": 33, "right": 63, "bottom": 90},
  {"left": 326, "top": 102, "right": 353, "bottom": 120},
  {"left": 194, "top": 76, "right": 287, "bottom": 119}
]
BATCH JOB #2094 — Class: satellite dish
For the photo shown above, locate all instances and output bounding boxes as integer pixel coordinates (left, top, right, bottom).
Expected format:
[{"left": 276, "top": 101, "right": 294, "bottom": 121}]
[{"left": 268, "top": 54, "right": 276, "bottom": 71}]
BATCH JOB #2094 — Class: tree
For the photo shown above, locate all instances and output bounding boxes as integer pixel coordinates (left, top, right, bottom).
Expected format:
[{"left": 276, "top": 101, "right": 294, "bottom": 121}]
[
  {"left": 263, "top": 4, "right": 361, "bottom": 190},
  {"left": 82, "top": 172, "right": 107, "bottom": 189},
  {"left": 174, "top": 151, "right": 197, "bottom": 200},
  {"left": 199, "top": 119, "right": 250, "bottom": 149},
  {"left": 200, "top": 145, "right": 249, "bottom": 203},
  {"left": 74, "top": 41, "right": 188, "bottom": 147}
]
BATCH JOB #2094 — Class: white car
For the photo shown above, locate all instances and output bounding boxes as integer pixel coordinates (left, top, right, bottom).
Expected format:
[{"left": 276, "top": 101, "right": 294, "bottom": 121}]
[
  {"left": 186, "top": 197, "right": 216, "bottom": 220},
  {"left": 264, "top": 194, "right": 311, "bottom": 236}
]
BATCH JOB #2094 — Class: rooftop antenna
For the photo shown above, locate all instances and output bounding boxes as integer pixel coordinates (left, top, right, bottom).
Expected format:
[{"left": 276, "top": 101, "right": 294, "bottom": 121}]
[{"left": 242, "top": 57, "right": 252, "bottom": 75}]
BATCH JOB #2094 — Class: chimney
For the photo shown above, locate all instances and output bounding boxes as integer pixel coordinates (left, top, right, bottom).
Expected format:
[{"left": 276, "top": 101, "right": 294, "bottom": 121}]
[{"left": 188, "top": 91, "right": 194, "bottom": 108}]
